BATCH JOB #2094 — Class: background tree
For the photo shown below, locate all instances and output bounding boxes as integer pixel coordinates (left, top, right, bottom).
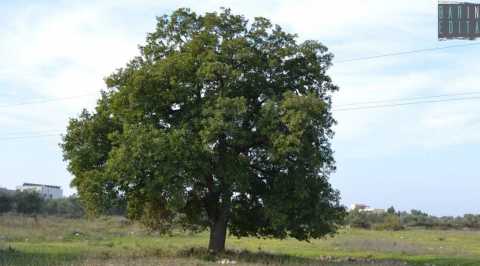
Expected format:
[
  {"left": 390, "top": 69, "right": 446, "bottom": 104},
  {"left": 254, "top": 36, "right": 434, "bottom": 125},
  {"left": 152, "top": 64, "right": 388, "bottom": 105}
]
[
  {"left": 387, "top": 206, "right": 396, "bottom": 215},
  {"left": 43, "top": 196, "right": 86, "bottom": 218},
  {"left": 15, "top": 191, "right": 44, "bottom": 216},
  {"left": 62, "top": 8, "right": 345, "bottom": 252},
  {"left": 347, "top": 210, "right": 373, "bottom": 229},
  {"left": 0, "top": 192, "right": 13, "bottom": 214}
]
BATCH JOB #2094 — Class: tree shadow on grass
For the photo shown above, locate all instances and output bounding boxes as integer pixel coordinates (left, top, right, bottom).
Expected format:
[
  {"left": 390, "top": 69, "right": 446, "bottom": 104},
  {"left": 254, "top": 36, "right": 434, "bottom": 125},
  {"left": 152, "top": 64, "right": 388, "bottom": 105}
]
[
  {"left": 0, "top": 247, "right": 81, "bottom": 266},
  {"left": 177, "top": 247, "right": 410, "bottom": 265},
  {"left": 408, "top": 257, "right": 480, "bottom": 266}
]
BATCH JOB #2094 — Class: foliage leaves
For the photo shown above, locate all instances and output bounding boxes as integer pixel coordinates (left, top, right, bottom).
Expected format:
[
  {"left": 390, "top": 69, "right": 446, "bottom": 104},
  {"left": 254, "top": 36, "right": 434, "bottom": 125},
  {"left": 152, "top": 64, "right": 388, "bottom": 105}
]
[{"left": 61, "top": 8, "right": 345, "bottom": 242}]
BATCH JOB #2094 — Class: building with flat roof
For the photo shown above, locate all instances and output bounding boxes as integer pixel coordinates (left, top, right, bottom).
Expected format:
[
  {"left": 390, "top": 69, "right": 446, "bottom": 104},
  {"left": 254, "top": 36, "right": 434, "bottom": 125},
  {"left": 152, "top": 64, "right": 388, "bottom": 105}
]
[
  {"left": 18, "top": 183, "right": 63, "bottom": 199},
  {"left": 350, "top": 203, "right": 385, "bottom": 214},
  {"left": 350, "top": 203, "right": 370, "bottom": 211}
]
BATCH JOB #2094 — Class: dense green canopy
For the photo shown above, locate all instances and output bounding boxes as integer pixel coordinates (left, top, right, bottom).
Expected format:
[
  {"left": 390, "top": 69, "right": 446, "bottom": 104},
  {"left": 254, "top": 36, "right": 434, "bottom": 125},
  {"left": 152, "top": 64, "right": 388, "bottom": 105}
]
[{"left": 61, "top": 8, "right": 345, "bottom": 252}]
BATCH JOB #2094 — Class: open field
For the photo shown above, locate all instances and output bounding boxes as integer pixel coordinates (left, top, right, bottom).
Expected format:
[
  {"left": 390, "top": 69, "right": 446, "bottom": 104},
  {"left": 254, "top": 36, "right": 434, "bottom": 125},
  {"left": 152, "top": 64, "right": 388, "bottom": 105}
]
[{"left": 1, "top": 215, "right": 480, "bottom": 266}]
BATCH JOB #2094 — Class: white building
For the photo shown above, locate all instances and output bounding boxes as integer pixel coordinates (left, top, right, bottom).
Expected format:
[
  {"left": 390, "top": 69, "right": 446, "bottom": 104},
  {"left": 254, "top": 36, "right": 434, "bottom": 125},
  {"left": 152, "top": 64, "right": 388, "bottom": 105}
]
[
  {"left": 19, "top": 183, "right": 63, "bottom": 199},
  {"left": 350, "top": 203, "right": 370, "bottom": 211},
  {"left": 350, "top": 203, "right": 385, "bottom": 214}
]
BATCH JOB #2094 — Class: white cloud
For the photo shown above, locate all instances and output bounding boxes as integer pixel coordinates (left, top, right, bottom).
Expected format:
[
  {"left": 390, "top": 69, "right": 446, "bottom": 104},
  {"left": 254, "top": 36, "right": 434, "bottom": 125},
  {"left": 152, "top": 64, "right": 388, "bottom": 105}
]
[
  {"left": 0, "top": 1, "right": 150, "bottom": 134},
  {"left": 2, "top": 0, "right": 479, "bottom": 148},
  {"left": 1, "top": 0, "right": 480, "bottom": 202}
]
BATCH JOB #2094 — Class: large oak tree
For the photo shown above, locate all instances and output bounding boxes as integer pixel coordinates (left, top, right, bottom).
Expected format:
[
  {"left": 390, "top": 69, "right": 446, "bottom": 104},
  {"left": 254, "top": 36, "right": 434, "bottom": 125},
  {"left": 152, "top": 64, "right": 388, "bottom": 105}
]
[{"left": 61, "top": 8, "right": 345, "bottom": 252}]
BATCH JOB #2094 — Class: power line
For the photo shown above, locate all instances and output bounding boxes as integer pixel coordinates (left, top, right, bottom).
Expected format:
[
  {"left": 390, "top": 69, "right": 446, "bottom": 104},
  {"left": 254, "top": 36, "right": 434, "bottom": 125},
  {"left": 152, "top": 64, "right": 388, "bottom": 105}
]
[
  {"left": 0, "top": 42, "right": 478, "bottom": 110},
  {"left": 0, "top": 94, "right": 97, "bottom": 109},
  {"left": 335, "top": 91, "right": 480, "bottom": 107},
  {"left": 2, "top": 89, "right": 480, "bottom": 111},
  {"left": 0, "top": 129, "right": 64, "bottom": 136},
  {"left": 0, "top": 133, "right": 62, "bottom": 141},
  {"left": 0, "top": 42, "right": 479, "bottom": 109},
  {"left": 1, "top": 42, "right": 479, "bottom": 141},
  {"left": 335, "top": 42, "right": 480, "bottom": 63},
  {"left": 334, "top": 95, "right": 480, "bottom": 112},
  {"left": 2, "top": 92, "right": 480, "bottom": 140},
  {"left": 4, "top": 95, "right": 480, "bottom": 140}
]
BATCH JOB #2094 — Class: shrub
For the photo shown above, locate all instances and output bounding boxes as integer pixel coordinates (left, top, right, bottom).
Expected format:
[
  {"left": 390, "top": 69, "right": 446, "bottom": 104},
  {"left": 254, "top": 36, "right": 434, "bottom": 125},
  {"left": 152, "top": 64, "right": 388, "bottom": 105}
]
[
  {"left": 374, "top": 215, "right": 404, "bottom": 231},
  {"left": 0, "top": 192, "right": 13, "bottom": 214},
  {"left": 15, "top": 191, "right": 44, "bottom": 215}
]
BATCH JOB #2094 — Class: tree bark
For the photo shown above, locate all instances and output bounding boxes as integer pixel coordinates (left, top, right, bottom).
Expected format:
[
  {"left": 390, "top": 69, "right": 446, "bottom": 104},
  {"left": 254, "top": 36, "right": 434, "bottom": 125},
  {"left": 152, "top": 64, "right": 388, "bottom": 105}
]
[{"left": 208, "top": 212, "right": 228, "bottom": 253}]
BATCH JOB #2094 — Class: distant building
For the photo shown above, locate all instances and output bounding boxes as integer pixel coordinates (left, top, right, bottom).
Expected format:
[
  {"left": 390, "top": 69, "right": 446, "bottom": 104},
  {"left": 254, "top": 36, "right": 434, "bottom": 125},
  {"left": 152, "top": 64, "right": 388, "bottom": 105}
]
[
  {"left": 350, "top": 203, "right": 385, "bottom": 214},
  {"left": 18, "top": 183, "right": 63, "bottom": 199},
  {"left": 350, "top": 203, "right": 370, "bottom": 211}
]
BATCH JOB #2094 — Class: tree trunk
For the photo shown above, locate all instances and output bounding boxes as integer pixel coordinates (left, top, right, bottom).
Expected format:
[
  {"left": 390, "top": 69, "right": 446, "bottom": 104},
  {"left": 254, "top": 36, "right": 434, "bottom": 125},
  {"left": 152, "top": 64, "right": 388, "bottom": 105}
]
[{"left": 208, "top": 214, "right": 228, "bottom": 253}]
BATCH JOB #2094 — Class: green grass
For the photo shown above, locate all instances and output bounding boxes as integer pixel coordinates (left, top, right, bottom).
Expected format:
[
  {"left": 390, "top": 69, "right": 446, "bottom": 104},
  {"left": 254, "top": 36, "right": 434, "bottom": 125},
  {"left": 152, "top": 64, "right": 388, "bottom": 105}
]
[{"left": 1, "top": 215, "right": 480, "bottom": 265}]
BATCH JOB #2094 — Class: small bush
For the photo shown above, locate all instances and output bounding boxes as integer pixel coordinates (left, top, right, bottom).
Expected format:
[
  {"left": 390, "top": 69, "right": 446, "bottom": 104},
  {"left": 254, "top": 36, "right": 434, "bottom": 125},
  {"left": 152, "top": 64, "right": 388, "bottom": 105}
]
[
  {"left": 15, "top": 191, "right": 44, "bottom": 215},
  {"left": 0, "top": 193, "right": 13, "bottom": 214},
  {"left": 373, "top": 215, "right": 404, "bottom": 231}
]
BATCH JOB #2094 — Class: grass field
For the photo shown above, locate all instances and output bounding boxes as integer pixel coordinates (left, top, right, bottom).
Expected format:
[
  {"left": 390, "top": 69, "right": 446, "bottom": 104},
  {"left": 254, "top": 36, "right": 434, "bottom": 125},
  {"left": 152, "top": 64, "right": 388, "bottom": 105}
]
[{"left": 1, "top": 215, "right": 480, "bottom": 266}]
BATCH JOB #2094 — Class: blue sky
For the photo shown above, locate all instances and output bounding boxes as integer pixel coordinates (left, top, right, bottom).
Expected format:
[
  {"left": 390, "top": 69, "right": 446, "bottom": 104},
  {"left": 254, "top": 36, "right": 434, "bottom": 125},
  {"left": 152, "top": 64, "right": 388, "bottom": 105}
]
[{"left": 1, "top": 0, "right": 479, "bottom": 216}]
